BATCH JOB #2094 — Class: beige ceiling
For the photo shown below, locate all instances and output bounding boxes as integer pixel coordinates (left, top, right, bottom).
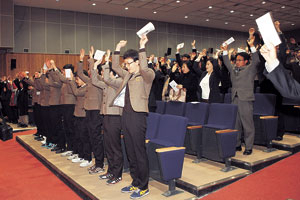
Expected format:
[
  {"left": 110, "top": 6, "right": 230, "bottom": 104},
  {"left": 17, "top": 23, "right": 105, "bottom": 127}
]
[{"left": 14, "top": 0, "right": 300, "bottom": 32}]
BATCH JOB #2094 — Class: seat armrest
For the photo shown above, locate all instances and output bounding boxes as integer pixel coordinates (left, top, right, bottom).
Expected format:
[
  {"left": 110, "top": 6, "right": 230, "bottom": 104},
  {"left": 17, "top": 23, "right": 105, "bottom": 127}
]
[
  {"left": 260, "top": 116, "right": 278, "bottom": 119},
  {"left": 294, "top": 106, "right": 300, "bottom": 109},
  {"left": 215, "top": 129, "right": 238, "bottom": 134},
  {"left": 156, "top": 147, "right": 185, "bottom": 153},
  {"left": 187, "top": 125, "right": 202, "bottom": 130},
  {"left": 145, "top": 139, "right": 150, "bottom": 144}
]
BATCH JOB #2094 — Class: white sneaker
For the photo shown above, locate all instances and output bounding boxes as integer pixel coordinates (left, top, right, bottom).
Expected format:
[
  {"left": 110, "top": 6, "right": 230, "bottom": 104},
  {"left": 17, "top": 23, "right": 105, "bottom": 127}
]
[
  {"left": 61, "top": 151, "right": 73, "bottom": 157},
  {"left": 67, "top": 154, "right": 78, "bottom": 160},
  {"left": 72, "top": 157, "right": 84, "bottom": 163},
  {"left": 80, "top": 160, "right": 92, "bottom": 167},
  {"left": 41, "top": 140, "right": 46, "bottom": 145}
]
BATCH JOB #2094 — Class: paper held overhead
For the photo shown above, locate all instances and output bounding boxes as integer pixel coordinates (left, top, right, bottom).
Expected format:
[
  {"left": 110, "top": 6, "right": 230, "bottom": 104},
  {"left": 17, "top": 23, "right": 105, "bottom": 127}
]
[
  {"left": 255, "top": 12, "right": 281, "bottom": 47},
  {"left": 43, "top": 63, "right": 48, "bottom": 70},
  {"left": 169, "top": 80, "right": 179, "bottom": 93},
  {"left": 222, "top": 37, "right": 235, "bottom": 46},
  {"left": 136, "top": 22, "right": 155, "bottom": 38},
  {"left": 65, "top": 69, "right": 72, "bottom": 78},
  {"left": 94, "top": 50, "right": 106, "bottom": 61},
  {"left": 177, "top": 43, "right": 184, "bottom": 49}
]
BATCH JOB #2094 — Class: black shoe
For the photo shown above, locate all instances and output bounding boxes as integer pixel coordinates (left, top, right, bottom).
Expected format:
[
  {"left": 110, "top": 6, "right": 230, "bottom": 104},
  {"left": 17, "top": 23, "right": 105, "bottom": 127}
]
[
  {"left": 21, "top": 124, "right": 28, "bottom": 128},
  {"left": 56, "top": 148, "right": 66, "bottom": 154},
  {"left": 275, "top": 136, "right": 283, "bottom": 141},
  {"left": 236, "top": 146, "right": 242, "bottom": 151},
  {"left": 17, "top": 123, "right": 22, "bottom": 127},
  {"left": 33, "top": 133, "right": 39, "bottom": 136},
  {"left": 243, "top": 149, "right": 252, "bottom": 155},
  {"left": 34, "top": 136, "right": 42, "bottom": 140},
  {"left": 51, "top": 146, "right": 60, "bottom": 152},
  {"left": 36, "top": 137, "right": 44, "bottom": 141}
]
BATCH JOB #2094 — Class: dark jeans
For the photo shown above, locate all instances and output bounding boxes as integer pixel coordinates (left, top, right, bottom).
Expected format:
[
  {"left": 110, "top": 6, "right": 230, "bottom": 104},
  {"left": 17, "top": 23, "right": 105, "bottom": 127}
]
[{"left": 61, "top": 104, "right": 75, "bottom": 151}]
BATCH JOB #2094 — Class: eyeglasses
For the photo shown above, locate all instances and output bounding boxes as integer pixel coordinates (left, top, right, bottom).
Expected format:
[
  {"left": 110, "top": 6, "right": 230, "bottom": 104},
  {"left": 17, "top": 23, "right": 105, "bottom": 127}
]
[{"left": 125, "top": 61, "right": 134, "bottom": 66}]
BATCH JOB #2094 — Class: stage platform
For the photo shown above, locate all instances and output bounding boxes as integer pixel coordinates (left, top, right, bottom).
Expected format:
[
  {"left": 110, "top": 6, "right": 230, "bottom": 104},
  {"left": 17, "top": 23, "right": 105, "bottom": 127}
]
[
  {"left": 17, "top": 134, "right": 252, "bottom": 199},
  {"left": 272, "top": 133, "right": 300, "bottom": 154},
  {"left": 231, "top": 145, "right": 291, "bottom": 172},
  {"left": 176, "top": 155, "right": 250, "bottom": 197},
  {"left": 16, "top": 134, "right": 194, "bottom": 200}
]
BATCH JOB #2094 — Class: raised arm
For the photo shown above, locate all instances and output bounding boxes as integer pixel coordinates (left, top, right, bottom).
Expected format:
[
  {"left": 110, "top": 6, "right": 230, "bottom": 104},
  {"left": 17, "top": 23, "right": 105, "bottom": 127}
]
[
  {"left": 91, "top": 60, "right": 106, "bottom": 89},
  {"left": 112, "top": 40, "right": 129, "bottom": 78},
  {"left": 139, "top": 35, "right": 155, "bottom": 83},
  {"left": 69, "top": 80, "right": 85, "bottom": 97},
  {"left": 193, "top": 53, "right": 205, "bottom": 77},
  {"left": 76, "top": 48, "right": 90, "bottom": 83},
  {"left": 102, "top": 50, "right": 122, "bottom": 89},
  {"left": 221, "top": 44, "right": 234, "bottom": 74}
]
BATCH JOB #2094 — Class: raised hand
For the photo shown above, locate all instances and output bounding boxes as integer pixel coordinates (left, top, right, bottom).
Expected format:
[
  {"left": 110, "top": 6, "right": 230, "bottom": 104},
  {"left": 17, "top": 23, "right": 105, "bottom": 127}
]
[
  {"left": 50, "top": 60, "right": 56, "bottom": 69},
  {"left": 116, "top": 40, "right": 127, "bottom": 51},
  {"left": 260, "top": 43, "right": 277, "bottom": 66},
  {"left": 191, "top": 40, "right": 196, "bottom": 48},
  {"left": 220, "top": 43, "right": 228, "bottom": 51},
  {"left": 140, "top": 35, "right": 148, "bottom": 49},
  {"left": 105, "top": 49, "right": 111, "bottom": 63},
  {"left": 80, "top": 49, "right": 85, "bottom": 62},
  {"left": 274, "top": 21, "right": 281, "bottom": 33},
  {"left": 94, "top": 59, "right": 101, "bottom": 70},
  {"left": 89, "top": 46, "right": 94, "bottom": 59}
]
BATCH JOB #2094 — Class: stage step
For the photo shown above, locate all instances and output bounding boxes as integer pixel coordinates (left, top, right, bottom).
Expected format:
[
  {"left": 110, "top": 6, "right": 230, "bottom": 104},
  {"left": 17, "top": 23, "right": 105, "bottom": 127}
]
[
  {"left": 231, "top": 145, "right": 291, "bottom": 172},
  {"left": 272, "top": 133, "right": 300, "bottom": 154}
]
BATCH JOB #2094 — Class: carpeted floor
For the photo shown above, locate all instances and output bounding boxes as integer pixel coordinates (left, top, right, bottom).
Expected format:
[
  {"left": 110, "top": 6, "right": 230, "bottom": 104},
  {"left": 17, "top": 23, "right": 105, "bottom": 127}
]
[
  {"left": 201, "top": 152, "right": 300, "bottom": 200},
  {"left": 0, "top": 129, "right": 81, "bottom": 200}
]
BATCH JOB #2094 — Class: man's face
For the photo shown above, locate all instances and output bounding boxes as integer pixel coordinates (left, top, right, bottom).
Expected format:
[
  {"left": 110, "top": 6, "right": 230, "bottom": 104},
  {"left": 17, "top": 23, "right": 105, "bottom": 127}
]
[
  {"left": 235, "top": 55, "right": 248, "bottom": 67},
  {"left": 124, "top": 58, "right": 139, "bottom": 74},
  {"left": 182, "top": 57, "right": 189, "bottom": 61}
]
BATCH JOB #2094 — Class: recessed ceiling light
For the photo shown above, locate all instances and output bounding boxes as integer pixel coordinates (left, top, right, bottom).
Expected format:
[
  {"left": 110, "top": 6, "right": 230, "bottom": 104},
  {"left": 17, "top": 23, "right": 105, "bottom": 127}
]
[
  {"left": 208, "top": 6, "right": 212, "bottom": 9},
  {"left": 92, "top": 3, "right": 96, "bottom": 6},
  {"left": 242, "top": 24, "right": 245, "bottom": 27},
  {"left": 262, "top": 1, "right": 266, "bottom": 4},
  {"left": 206, "top": 19, "right": 209, "bottom": 21},
  {"left": 176, "top": 0, "right": 180, "bottom": 3},
  {"left": 56, "top": 0, "right": 60, "bottom": 2},
  {"left": 291, "top": 23, "right": 295, "bottom": 26},
  {"left": 225, "top": 22, "right": 228, "bottom": 24},
  {"left": 125, "top": 7, "right": 128, "bottom": 10},
  {"left": 250, "top": 14, "right": 253, "bottom": 17},
  {"left": 184, "top": 16, "right": 188, "bottom": 18},
  {"left": 230, "top": 10, "right": 234, "bottom": 13},
  {"left": 281, "top": 5, "right": 285, "bottom": 8},
  {"left": 153, "top": 11, "right": 157, "bottom": 14}
]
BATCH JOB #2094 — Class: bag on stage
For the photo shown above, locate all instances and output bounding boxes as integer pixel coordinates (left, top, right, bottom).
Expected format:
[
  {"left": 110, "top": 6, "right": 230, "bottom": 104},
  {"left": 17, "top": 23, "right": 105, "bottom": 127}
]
[{"left": 0, "top": 121, "right": 13, "bottom": 141}]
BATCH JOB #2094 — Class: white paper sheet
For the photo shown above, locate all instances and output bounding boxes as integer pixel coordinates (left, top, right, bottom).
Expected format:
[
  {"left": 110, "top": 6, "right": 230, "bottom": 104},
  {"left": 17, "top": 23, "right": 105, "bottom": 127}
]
[
  {"left": 136, "top": 22, "right": 155, "bottom": 38},
  {"left": 94, "top": 50, "right": 106, "bottom": 61},
  {"left": 43, "top": 63, "right": 48, "bottom": 70},
  {"left": 237, "top": 48, "right": 246, "bottom": 53},
  {"left": 222, "top": 37, "right": 235, "bottom": 46},
  {"left": 169, "top": 80, "right": 179, "bottom": 92},
  {"left": 65, "top": 69, "right": 72, "bottom": 78},
  {"left": 255, "top": 12, "right": 281, "bottom": 47},
  {"left": 177, "top": 43, "right": 184, "bottom": 49},
  {"left": 113, "top": 86, "right": 126, "bottom": 107}
]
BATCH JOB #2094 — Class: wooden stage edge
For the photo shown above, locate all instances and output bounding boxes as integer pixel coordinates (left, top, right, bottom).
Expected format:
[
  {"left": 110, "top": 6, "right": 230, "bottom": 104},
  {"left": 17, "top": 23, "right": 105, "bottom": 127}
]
[{"left": 16, "top": 136, "right": 98, "bottom": 200}]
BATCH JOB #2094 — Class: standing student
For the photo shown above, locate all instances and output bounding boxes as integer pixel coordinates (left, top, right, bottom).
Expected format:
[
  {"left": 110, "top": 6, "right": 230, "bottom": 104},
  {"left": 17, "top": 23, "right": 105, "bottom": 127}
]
[
  {"left": 110, "top": 35, "right": 155, "bottom": 199},
  {"left": 91, "top": 50, "right": 124, "bottom": 185},
  {"left": 77, "top": 47, "right": 105, "bottom": 174}
]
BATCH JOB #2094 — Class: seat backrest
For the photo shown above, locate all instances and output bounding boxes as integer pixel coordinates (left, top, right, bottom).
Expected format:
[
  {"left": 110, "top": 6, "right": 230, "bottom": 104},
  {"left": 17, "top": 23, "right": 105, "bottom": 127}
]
[
  {"left": 254, "top": 93, "right": 276, "bottom": 115},
  {"left": 184, "top": 102, "right": 209, "bottom": 125},
  {"left": 165, "top": 101, "right": 186, "bottom": 116},
  {"left": 146, "top": 112, "right": 161, "bottom": 140},
  {"left": 207, "top": 103, "right": 238, "bottom": 129},
  {"left": 155, "top": 114, "right": 188, "bottom": 147},
  {"left": 223, "top": 93, "right": 231, "bottom": 104},
  {"left": 155, "top": 101, "right": 166, "bottom": 114}
]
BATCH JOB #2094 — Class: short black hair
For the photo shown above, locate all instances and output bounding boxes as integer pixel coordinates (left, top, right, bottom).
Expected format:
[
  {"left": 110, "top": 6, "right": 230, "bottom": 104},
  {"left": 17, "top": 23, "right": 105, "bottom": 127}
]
[
  {"left": 182, "top": 54, "right": 190, "bottom": 59},
  {"left": 63, "top": 64, "right": 74, "bottom": 73},
  {"left": 182, "top": 60, "right": 192, "bottom": 70},
  {"left": 123, "top": 49, "right": 139, "bottom": 61},
  {"left": 236, "top": 52, "right": 250, "bottom": 61}
]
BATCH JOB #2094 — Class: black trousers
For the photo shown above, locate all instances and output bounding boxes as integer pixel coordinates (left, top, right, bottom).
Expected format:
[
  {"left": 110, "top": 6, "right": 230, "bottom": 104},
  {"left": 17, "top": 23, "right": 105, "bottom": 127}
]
[
  {"left": 9, "top": 106, "right": 18, "bottom": 123},
  {"left": 33, "top": 103, "right": 42, "bottom": 134},
  {"left": 49, "top": 105, "right": 64, "bottom": 147},
  {"left": 122, "top": 111, "right": 149, "bottom": 190},
  {"left": 74, "top": 116, "right": 92, "bottom": 161},
  {"left": 61, "top": 104, "right": 75, "bottom": 151},
  {"left": 40, "top": 106, "right": 50, "bottom": 141},
  {"left": 86, "top": 110, "right": 104, "bottom": 168},
  {"left": 103, "top": 115, "right": 123, "bottom": 178}
]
